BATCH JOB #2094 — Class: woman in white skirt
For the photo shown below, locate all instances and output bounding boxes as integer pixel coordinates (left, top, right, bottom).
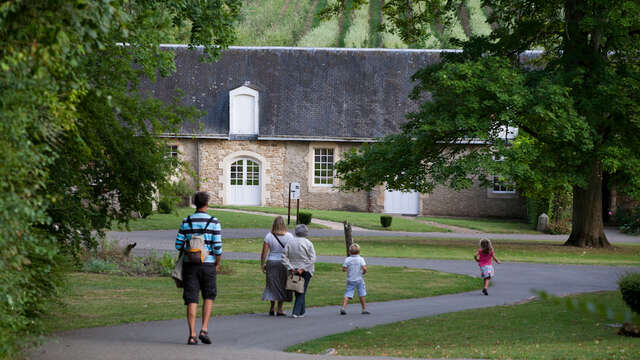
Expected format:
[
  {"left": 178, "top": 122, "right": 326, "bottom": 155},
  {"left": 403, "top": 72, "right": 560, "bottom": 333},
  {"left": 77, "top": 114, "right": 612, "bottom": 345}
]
[{"left": 260, "top": 216, "right": 294, "bottom": 316}]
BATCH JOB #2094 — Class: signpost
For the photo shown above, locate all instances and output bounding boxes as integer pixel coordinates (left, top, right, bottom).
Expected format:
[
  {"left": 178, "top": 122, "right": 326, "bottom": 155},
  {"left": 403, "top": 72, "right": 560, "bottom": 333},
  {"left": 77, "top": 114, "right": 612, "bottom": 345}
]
[{"left": 288, "top": 182, "right": 300, "bottom": 225}]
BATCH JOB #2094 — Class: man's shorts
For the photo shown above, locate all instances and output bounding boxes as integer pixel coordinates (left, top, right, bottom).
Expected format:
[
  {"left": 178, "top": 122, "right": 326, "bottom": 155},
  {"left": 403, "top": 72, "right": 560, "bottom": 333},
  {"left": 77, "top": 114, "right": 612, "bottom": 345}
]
[
  {"left": 182, "top": 263, "right": 217, "bottom": 305},
  {"left": 344, "top": 279, "right": 366, "bottom": 298}
]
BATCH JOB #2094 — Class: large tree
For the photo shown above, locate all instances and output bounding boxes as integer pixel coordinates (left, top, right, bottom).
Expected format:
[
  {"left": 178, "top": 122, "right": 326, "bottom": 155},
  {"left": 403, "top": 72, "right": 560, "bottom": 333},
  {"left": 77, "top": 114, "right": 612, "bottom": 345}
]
[
  {"left": 0, "top": 0, "right": 240, "bottom": 357},
  {"left": 334, "top": 0, "right": 640, "bottom": 247}
]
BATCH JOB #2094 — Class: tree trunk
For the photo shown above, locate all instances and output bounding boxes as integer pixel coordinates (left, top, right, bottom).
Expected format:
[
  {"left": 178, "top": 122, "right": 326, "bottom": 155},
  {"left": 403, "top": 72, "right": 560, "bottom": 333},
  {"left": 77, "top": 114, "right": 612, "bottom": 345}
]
[
  {"left": 343, "top": 221, "right": 353, "bottom": 256},
  {"left": 565, "top": 161, "right": 611, "bottom": 247}
]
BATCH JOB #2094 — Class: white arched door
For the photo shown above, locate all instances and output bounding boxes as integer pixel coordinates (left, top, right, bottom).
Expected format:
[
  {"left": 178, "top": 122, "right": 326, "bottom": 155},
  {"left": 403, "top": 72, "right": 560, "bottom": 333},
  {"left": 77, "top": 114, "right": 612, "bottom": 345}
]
[{"left": 228, "top": 158, "right": 261, "bottom": 205}]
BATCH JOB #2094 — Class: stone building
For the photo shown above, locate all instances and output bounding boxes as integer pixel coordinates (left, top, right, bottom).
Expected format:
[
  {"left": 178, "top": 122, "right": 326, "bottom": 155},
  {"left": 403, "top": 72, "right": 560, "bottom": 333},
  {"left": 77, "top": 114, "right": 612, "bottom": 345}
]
[{"left": 148, "top": 45, "right": 526, "bottom": 218}]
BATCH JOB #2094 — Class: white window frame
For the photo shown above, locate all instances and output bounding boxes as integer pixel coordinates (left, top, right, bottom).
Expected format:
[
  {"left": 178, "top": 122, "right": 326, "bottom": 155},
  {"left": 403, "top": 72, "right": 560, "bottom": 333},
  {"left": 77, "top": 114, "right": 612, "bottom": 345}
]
[
  {"left": 490, "top": 155, "right": 516, "bottom": 194},
  {"left": 229, "top": 85, "right": 259, "bottom": 136},
  {"left": 313, "top": 148, "right": 335, "bottom": 187},
  {"left": 491, "top": 175, "right": 516, "bottom": 193},
  {"left": 166, "top": 144, "right": 179, "bottom": 158}
]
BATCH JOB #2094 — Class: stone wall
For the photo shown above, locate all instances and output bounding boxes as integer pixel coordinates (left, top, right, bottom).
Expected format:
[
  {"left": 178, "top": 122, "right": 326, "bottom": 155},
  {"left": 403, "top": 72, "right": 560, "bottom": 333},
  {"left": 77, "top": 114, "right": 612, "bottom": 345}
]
[
  {"left": 165, "top": 138, "right": 526, "bottom": 218},
  {"left": 283, "top": 142, "right": 369, "bottom": 211},
  {"left": 421, "top": 183, "right": 527, "bottom": 219}
]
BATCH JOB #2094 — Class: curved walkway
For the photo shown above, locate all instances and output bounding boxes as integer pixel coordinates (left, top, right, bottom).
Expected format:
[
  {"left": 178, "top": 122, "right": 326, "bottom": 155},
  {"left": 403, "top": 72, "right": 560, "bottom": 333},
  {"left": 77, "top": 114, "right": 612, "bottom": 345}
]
[
  {"left": 106, "top": 227, "right": 640, "bottom": 250},
  {"left": 32, "top": 245, "right": 638, "bottom": 360}
]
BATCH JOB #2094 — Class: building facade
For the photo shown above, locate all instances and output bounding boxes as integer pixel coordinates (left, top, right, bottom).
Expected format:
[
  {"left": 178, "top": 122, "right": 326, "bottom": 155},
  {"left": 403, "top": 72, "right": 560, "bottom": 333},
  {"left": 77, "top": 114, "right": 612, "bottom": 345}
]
[{"left": 147, "top": 46, "right": 527, "bottom": 218}]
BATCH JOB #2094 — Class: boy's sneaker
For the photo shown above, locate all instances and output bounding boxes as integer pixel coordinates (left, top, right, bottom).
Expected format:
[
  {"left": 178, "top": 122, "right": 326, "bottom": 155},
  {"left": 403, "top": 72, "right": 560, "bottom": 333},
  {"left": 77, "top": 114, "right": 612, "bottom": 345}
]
[
  {"left": 340, "top": 309, "right": 346, "bottom": 315},
  {"left": 361, "top": 310, "right": 370, "bottom": 315},
  {"left": 482, "top": 288, "right": 488, "bottom": 296}
]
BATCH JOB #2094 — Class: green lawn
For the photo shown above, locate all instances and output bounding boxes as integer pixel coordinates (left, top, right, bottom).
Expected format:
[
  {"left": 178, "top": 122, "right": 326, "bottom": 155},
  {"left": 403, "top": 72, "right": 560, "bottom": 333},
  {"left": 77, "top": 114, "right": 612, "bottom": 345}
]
[
  {"left": 42, "top": 260, "right": 478, "bottom": 332},
  {"left": 117, "top": 208, "right": 326, "bottom": 231},
  {"left": 289, "top": 292, "right": 640, "bottom": 360},
  {"left": 223, "top": 237, "right": 640, "bottom": 266},
  {"left": 419, "top": 216, "right": 541, "bottom": 234},
  {"left": 216, "top": 206, "right": 449, "bottom": 232}
]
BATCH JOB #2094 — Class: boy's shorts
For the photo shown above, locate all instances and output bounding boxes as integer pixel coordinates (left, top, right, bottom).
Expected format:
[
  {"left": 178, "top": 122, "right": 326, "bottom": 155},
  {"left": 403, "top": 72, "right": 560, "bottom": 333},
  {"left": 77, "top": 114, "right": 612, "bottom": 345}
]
[{"left": 344, "top": 279, "right": 366, "bottom": 298}]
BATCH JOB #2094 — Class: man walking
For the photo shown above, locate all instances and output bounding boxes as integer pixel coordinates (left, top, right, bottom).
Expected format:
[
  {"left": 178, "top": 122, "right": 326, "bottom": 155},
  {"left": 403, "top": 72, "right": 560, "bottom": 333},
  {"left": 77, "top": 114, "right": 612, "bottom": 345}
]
[{"left": 175, "top": 192, "right": 222, "bottom": 345}]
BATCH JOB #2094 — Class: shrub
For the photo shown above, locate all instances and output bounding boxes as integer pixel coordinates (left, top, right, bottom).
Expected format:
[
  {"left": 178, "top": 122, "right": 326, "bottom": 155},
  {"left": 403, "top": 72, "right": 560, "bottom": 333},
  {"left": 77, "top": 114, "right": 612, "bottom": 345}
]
[
  {"left": 82, "top": 258, "right": 121, "bottom": 274},
  {"left": 619, "top": 272, "right": 640, "bottom": 315},
  {"left": 380, "top": 215, "right": 393, "bottom": 228},
  {"left": 297, "top": 212, "right": 312, "bottom": 225},
  {"left": 139, "top": 201, "right": 153, "bottom": 218},
  {"left": 616, "top": 206, "right": 640, "bottom": 234},
  {"left": 81, "top": 240, "right": 178, "bottom": 277},
  {"left": 157, "top": 198, "right": 174, "bottom": 214},
  {"left": 157, "top": 180, "right": 194, "bottom": 214}
]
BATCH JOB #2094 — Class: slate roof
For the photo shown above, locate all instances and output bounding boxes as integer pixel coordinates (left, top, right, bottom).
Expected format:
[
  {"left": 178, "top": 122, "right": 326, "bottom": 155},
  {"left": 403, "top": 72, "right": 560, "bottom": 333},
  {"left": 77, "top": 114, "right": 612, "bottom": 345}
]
[{"left": 146, "top": 46, "right": 446, "bottom": 141}]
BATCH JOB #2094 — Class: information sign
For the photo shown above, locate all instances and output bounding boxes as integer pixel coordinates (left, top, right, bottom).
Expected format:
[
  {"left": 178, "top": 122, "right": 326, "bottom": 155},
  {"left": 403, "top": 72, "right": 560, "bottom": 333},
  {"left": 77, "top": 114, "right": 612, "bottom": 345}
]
[{"left": 290, "top": 182, "right": 300, "bottom": 200}]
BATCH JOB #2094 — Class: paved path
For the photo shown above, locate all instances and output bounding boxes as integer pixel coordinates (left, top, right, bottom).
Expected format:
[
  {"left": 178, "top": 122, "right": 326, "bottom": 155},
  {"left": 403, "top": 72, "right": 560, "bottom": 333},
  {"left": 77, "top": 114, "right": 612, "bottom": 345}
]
[
  {"left": 33, "top": 240, "right": 639, "bottom": 360},
  {"left": 107, "top": 227, "right": 640, "bottom": 251}
]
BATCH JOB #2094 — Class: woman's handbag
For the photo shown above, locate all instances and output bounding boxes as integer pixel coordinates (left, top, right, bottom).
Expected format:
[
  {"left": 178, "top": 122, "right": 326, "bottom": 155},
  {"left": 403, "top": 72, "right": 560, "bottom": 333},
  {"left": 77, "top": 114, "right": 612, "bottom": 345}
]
[
  {"left": 286, "top": 272, "right": 305, "bottom": 293},
  {"left": 171, "top": 251, "right": 185, "bottom": 288}
]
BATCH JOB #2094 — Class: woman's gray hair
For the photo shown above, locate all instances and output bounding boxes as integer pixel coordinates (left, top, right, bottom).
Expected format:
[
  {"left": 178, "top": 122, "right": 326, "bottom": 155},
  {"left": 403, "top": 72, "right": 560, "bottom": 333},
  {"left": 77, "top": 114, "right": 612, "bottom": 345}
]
[{"left": 295, "top": 224, "right": 309, "bottom": 237}]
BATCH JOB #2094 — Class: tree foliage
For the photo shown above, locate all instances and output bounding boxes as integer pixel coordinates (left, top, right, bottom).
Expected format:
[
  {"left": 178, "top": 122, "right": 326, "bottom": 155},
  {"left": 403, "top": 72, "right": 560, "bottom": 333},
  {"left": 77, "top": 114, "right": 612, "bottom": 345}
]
[
  {"left": 0, "top": 0, "right": 241, "bottom": 357},
  {"left": 335, "top": 0, "right": 640, "bottom": 248}
]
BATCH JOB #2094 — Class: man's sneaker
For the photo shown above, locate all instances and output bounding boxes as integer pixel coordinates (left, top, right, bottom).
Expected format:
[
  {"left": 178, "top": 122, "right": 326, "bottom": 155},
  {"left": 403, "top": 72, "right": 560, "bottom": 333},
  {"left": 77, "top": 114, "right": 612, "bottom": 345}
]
[
  {"left": 361, "top": 310, "right": 370, "bottom": 315},
  {"left": 292, "top": 314, "right": 305, "bottom": 318},
  {"left": 482, "top": 288, "right": 488, "bottom": 296},
  {"left": 340, "top": 309, "right": 346, "bottom": 315}
]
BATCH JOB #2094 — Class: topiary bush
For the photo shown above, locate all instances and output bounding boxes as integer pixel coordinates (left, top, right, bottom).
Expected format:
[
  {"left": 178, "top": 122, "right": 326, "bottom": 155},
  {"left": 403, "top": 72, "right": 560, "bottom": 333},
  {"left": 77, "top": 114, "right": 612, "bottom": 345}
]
[
  {"left": 297, "top": 212, "right": 312, "bottom": 225},
  {"left": 619, "top": 272, "right": 640, "bottom": 315},
  {"left": 380, "top": 215, "right": 392, "bottom": 228}
]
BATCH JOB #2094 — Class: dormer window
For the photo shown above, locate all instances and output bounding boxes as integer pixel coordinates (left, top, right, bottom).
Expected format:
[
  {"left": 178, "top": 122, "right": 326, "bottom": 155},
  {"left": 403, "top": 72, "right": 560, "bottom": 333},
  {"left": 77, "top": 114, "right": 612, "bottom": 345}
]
[{"left": 229, "top": 85, "right": 259, "bottom": 136}]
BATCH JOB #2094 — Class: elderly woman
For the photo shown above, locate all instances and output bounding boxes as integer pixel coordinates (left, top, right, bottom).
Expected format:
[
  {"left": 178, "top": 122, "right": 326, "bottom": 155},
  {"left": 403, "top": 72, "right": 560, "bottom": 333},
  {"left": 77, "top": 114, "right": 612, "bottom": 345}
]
[
  {"left": 261, "top": 216, "right": 294, "bottom": 316},
  {"left": 281, "top": 224, "right": 316, "bottom": 318}
]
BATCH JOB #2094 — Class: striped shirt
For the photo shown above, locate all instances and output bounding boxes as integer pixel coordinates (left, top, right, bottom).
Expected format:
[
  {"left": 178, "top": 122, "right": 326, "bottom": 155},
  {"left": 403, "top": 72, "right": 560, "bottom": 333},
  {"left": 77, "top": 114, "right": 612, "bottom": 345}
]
[{"left": 175, "top": 211, "right": 222, "bottom": 264}]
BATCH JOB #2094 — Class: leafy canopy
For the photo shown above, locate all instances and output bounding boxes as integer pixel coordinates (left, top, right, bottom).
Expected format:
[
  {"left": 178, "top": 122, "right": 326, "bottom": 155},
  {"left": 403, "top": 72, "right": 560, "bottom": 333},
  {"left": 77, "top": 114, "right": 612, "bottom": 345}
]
[
  {"left": 337, "top": 0, "right": 640, "bottom": 197},
  {"left": 0, "top": 0, "right": 241, "bottom": 357},
  {"left": 335, "top": 0, "right": 639, "bottom": 247}
]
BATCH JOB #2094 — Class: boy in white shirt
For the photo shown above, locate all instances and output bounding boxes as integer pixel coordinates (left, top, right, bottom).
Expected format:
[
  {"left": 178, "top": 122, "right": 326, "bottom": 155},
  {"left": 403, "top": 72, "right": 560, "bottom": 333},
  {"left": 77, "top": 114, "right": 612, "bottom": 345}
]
[{"left": 340, "top": 243, "right": 369, "bottom": 315}]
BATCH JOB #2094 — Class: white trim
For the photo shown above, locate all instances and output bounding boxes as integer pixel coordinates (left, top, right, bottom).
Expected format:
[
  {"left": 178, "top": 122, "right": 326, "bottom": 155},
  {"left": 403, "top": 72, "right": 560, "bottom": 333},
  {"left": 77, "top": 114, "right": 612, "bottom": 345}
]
[
  {"left": 158, "top": 44, "right": 544, "bottom": 56},
  {"left": 220, "top": 151, "right": 269, "bottom": 206},
  {"left": 161, "top": 134, "right": 376, "bottom": 142},
  {"left": 258, "top": 136, "right": 376, "bottom": 143},
  {"left": 160, "top": 134, "right": 229, "bottom": 140},
  {"left": 307, "top": 143, "right": 341, "bottom": 192},
  {"left": 229, "top": 86, "right": 259, "bottom": 136}
]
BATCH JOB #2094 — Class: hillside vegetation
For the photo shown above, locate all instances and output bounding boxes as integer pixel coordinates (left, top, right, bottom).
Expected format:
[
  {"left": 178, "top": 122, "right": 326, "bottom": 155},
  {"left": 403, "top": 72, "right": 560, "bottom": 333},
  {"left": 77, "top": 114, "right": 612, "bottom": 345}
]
[{"left": 233, "top": 0, "right": 492, "bottom": 48}]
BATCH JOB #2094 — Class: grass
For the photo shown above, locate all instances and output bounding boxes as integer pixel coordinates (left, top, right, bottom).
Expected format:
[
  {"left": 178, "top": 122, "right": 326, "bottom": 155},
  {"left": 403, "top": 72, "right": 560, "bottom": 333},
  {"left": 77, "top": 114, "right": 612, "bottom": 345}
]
[
  {"left": 223, "top": 237, "right": 640, "bottom": 266},
  {"left": 234, "top": 0, "right": 316, "bottom": 46},
  {"left": 298, "top": 14, "right": 340, "bottom": 47},
  {"left": 368, "top": 0, "right": 382, "bottom": 47},
  {"left": 466, "top": 0, "right": 492, "bottom": 36},
  {"left": 42, "top": 260, "right": 478, "bottom": 332},
  {"left": 344, "top": 1, "right": 369, "bottom": 47},
  {"left": 117, "top": 207, "right": 327, "bottom": 231},
  {"left": 441, "top": 14, "right": 468, "bottom": 48},
  {"left": 419, "top": 216, "right": 540, "bottom": 234},
  {"left": 216, "top": 205, "right": 449, "bottom": 232},
  {"left": 337, "top": 0, "right": 357, "bottom": 47},
  {"left": 288, "top": 292, "right": 640, "bottom": 359}
]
